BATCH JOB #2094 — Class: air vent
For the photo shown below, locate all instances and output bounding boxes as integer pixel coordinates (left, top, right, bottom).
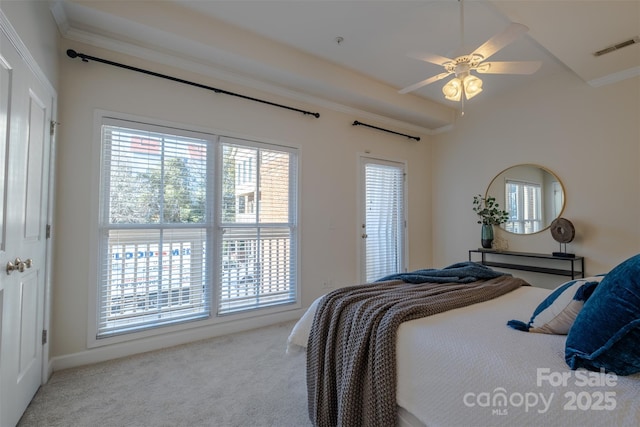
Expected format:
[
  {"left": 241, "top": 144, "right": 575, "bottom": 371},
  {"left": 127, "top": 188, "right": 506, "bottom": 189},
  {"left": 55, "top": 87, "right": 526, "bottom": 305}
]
[{"left": 594, "top": 36, "right": 640, "bottom": 56}]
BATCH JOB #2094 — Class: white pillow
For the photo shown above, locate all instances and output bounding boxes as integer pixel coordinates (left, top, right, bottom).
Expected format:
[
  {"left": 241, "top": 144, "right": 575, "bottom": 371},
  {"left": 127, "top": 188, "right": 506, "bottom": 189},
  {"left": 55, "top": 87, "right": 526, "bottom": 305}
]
[
  {"left": 286, "top": 295, "right": 322, "bottom": 353},
  {"left": 507, "top": 276, "right": 605, "bottom": 334}
]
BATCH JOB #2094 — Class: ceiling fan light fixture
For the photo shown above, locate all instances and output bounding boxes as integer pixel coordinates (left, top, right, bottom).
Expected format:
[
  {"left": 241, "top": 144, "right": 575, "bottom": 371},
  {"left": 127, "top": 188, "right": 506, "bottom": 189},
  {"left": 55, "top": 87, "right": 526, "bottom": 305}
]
[
  {"left": 463, "top": 75, "right": 483, "bottom": 99},
  {"left": 398, "top": 0, "right": 539, "bottom": 112},
  {"left": 442, "top": 77, "right": 462, "bottom": 101}
]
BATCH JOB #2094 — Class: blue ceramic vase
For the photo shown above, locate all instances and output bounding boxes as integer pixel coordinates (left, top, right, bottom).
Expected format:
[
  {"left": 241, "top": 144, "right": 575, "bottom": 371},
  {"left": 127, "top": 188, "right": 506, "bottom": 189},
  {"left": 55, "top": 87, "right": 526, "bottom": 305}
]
[{"left": 481, "top": 224, "right": 494, "bottom": 249}]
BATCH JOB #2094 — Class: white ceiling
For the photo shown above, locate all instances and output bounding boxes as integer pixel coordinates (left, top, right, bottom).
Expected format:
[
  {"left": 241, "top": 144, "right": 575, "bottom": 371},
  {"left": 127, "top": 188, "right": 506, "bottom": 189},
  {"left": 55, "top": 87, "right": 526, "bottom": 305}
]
[{"left": 53, "top": 0, "right": 640, "bottom": 133}]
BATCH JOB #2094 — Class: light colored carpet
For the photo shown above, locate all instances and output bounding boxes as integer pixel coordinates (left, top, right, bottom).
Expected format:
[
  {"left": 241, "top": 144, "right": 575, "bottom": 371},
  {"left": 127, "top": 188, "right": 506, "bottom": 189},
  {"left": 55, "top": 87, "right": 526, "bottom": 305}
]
[{"left": 18, "top": 321, "right": 311, "bottom": 427}]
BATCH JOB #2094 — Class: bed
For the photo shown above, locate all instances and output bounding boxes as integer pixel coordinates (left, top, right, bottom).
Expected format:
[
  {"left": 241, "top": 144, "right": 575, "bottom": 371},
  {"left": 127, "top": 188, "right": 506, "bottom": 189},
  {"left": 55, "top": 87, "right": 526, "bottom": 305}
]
[{"left": 287, "top": 261, "right": 640, "bottom": 427}]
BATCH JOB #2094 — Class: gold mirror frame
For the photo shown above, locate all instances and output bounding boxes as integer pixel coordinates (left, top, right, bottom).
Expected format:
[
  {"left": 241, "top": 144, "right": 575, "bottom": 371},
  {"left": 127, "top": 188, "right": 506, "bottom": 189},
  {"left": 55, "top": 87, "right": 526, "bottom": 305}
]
[{"left": 486, "top": 164, "right": 565, "bottom": 235}]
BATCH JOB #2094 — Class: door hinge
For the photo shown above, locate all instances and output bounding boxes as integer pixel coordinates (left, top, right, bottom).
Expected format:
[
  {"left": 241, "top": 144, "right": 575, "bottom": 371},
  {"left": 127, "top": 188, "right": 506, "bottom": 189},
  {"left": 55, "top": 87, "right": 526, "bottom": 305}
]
[
  {"left": 46, "top": 224, "right": 51, "bottom": 239},
  {"left": 42, "top": 330, "right": 48, "bottom": 345},
  {"left": 50, "top": 120, "right": 59, "bottom": 136}
]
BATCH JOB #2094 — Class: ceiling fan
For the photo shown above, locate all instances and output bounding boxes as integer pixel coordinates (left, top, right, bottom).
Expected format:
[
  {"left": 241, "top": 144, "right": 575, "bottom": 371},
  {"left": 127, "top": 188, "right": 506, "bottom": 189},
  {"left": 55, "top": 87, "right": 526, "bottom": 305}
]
[{"left": 399, "top": 0, "right": 541, "bottom": 104}]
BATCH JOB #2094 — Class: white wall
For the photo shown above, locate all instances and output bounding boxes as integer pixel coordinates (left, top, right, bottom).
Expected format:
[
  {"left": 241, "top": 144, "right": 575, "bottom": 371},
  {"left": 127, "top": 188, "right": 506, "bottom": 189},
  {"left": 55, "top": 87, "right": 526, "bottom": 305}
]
[
  {"left": 52, "top": 40, "right": 433, "bottom": 362},
  {"left": 0, "top": 0, "right": 59, "bottom": 87},
  {"left": 432, "top": 69, "right": 640, "bottom": 288}
]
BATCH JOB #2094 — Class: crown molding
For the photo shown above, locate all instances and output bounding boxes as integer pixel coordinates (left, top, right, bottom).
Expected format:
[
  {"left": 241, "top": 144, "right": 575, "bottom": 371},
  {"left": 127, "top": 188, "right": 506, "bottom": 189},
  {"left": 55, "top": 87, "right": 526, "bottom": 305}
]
[
  {"left": 58, "top": 23, "right": 446, "bottom": 136},
  {"left": 50, "top": 1, "right": 70, "bottom": 35},
  {"left": 587, "top": 66, "right": 640, "bottom": 88}
]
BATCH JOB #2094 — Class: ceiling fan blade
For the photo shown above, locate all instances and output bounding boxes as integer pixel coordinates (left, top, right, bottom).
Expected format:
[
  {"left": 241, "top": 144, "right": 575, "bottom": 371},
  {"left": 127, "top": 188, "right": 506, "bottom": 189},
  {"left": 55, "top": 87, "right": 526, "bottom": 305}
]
[
  {"left": 472, "top": 23, "right": 529, "bottom": 61},
  {"left": 407, "top": 52, "right": 454, "bottom": 66},
  {"left": 476, "top": 61, "right": 542, "bottom": 75},
  {"left": 398, "top": 72, "right": 452, "bottom": 94}
]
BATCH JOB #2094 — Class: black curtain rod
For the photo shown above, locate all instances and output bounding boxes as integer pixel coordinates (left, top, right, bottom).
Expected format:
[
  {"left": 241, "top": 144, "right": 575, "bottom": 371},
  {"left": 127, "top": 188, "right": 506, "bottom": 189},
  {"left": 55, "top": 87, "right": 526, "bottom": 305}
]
[
  {"left": 66, "top": 49, "right": 320, "bottom": 119},
  {"left": 352, "top": 120, "right": 420, "bottom": 141}
]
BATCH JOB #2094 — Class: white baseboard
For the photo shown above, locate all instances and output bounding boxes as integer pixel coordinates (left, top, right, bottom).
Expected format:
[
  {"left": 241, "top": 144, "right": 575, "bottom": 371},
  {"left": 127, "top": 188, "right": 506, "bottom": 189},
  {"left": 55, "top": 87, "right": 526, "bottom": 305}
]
[
  {"left": 51, "top": 308, "right": 305, "bottom": 371},
  {"left": 41, "top": 359, "right": 55, "bottom": 385}
]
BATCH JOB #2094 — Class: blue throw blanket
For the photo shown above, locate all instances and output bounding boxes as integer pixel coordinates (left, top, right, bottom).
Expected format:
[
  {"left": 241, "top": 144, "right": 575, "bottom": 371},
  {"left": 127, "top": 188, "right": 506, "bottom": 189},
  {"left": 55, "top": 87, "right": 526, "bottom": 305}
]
[{"left": 376, "top": 261, "right": 509, "bottom": 284}]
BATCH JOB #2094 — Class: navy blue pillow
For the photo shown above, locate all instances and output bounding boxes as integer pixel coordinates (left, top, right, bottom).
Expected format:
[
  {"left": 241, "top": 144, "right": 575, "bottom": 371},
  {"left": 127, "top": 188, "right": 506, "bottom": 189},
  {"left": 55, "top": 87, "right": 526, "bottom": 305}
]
[{"left": 565, "top": 254, "right": 640, "bottom": 375}]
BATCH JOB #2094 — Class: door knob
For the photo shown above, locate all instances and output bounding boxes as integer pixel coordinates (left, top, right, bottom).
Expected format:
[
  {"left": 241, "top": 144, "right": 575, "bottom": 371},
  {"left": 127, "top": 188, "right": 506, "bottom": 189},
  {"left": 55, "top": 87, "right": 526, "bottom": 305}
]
[
  {"left": 6, "top": 260, "right": 16, "bottom": 274},
  {"left": 5, "top": 257, "right": 30, "bottom": 275},
  {"left": 7, "top": 258, "right": 23, "bottom": 274}
]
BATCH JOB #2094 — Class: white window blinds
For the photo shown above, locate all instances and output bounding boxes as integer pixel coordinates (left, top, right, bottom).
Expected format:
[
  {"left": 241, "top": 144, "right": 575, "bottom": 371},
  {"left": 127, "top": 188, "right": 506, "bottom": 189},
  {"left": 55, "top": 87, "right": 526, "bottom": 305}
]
[
  {"left": 98, "top": 121, "right": 211, "bottom": 337},
  {"left": 97, "top": 118, "right": 298, "bottom": 338},
  {"left": 505, "top": 180, "right": 542, "bottom": 234},
  {"left": 218, "top": 139, "right": 297, "bottom": 314},
  {"left": 363, "top": 160, "right": 405, "bottom": 283}
]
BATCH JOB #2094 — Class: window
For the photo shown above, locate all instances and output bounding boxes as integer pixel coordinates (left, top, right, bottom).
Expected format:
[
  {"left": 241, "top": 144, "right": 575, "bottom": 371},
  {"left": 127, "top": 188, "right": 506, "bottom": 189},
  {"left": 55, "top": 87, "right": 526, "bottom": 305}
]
[
  {"left": 218, "top": 140, "right": 297, "bottom": 314},
  {"left": 504, "top": 180, "right": 542, "bottom": 234},
  {"left": 360, "top": 157, "right": 406, "bottom": 282},
  {"left": 97, "top": 117, "right": 297, "bottom": 338}
]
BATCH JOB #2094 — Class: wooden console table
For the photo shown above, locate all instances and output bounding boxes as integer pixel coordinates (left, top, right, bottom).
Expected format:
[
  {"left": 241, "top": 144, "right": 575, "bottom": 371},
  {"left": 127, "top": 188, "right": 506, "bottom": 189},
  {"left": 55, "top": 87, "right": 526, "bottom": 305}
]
[{"left": 469, "top": 249, "right": 584, "bottom": 279}]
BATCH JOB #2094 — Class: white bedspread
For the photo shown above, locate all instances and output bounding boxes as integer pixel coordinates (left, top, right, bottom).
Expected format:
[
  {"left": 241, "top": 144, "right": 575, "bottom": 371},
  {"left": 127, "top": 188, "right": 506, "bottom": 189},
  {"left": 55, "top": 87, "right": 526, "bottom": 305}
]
[{"left": 289, "top": 286, "right": 640, "bottom": 427}]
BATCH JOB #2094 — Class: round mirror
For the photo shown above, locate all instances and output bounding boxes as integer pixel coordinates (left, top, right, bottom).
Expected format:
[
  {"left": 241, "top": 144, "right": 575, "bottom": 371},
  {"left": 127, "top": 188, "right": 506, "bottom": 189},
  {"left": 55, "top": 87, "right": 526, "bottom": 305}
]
[{"left": 486, "top": 164, "right": 565, "bottom": 235}]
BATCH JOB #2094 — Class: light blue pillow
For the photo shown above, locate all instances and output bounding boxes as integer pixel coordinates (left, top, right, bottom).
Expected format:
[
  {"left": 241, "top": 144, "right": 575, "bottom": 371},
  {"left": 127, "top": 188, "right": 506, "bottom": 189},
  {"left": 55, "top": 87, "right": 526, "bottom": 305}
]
[
  {"left": 507, "top": 276, "right": 604, "bottom": 334},
  {"left": 565, "top": 254, "right": 640, "bottom": 375}
]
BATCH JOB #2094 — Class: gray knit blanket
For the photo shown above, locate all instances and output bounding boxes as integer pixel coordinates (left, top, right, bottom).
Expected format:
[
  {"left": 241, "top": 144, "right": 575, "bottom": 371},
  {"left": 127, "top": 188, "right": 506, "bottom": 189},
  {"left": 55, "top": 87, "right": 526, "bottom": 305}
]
[{"left": 306, "top": 275, "right": 528, "bottom": 427}]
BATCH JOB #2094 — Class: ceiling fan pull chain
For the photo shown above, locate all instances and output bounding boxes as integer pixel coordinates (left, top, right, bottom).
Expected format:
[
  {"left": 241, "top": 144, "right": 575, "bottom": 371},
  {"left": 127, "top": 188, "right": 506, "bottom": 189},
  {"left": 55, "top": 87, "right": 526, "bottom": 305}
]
[{"left": 460, "top": 0, "right": 465, "bottom": 47}]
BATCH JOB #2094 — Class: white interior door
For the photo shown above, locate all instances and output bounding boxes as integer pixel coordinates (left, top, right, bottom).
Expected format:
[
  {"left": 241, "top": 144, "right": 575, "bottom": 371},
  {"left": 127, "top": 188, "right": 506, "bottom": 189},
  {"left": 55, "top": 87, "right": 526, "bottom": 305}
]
[{"left": 0, "top": 29, "right": 52, "bottom": 427}]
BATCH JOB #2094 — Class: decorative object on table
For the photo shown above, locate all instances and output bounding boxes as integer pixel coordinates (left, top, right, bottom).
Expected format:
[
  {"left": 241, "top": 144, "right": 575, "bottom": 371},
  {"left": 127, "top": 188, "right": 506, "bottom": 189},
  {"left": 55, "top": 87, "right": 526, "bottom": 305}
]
[
  {"left": 550, "top": 217, "right": 575, "bottom": 258},
  {"left": 472, "top": 194, "right": 509, "bottom": 249},
  {"left": 492, "top": 236, "right": 509, "bottom": 252}
]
